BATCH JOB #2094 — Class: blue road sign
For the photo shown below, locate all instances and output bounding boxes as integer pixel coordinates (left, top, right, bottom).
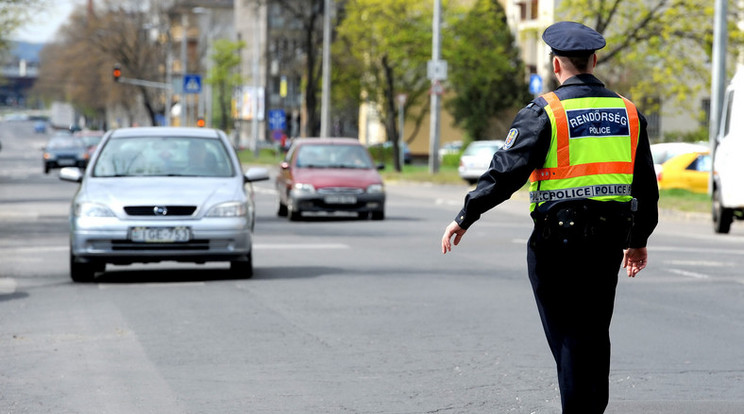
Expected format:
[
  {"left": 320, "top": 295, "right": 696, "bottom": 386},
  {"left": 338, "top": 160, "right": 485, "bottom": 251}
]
[
  {"left": 529, "top": 74, "right": 543, "bottom": 95},
  {"left": 183, "top": 74, "right": 202, "bottom": 94},
  {"left": 268, "top": 109, "right": 286, "bottom": 131}
]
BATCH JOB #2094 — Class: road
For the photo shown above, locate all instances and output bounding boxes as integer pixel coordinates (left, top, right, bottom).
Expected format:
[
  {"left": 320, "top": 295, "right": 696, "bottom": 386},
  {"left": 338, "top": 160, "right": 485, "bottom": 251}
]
[{"left": 1, "top": 120, "right": 743, "bottom": 413}]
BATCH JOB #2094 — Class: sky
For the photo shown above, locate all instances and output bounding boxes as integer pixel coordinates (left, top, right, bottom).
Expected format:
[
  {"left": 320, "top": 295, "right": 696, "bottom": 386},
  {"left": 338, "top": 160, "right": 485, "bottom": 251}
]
[{"left": 11, "top": 0, "right": 78, "bottom": 43}]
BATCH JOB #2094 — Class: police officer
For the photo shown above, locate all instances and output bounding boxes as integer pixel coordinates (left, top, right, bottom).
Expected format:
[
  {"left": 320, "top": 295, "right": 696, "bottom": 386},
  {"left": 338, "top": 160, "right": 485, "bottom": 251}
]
[{"left": 441, "top": 21, "right": 658, "bottom": 413}]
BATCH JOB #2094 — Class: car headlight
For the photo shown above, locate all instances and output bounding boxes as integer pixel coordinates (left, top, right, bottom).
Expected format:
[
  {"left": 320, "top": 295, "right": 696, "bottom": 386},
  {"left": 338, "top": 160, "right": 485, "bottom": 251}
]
[
  {"left": 292, "top": 183, "right": 316, "bottom": 194},
  {"left": 75, "top": 202, "right": 115, "bottom": 217},
  {"left": 206, "top": 201, "right": 247, "bottom": 217},
  {"left": 367, "top": 183, "right": 384, "bottom": 194}
]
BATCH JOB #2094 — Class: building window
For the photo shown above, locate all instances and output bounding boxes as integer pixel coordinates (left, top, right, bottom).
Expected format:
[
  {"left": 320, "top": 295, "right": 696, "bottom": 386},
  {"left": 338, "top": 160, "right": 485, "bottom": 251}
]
[
  {"left": 517, "top": 0, "right": 539, "bottom": 21},
  {"left": 701, "top": 98, "right": 710, "bottom": 129}
]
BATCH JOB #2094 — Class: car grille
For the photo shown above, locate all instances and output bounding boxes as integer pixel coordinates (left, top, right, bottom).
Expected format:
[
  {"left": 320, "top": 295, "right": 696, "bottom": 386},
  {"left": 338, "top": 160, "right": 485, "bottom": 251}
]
[
  {"left": 123, "top": 206, "right": 197, "bottom": 216},
  {"left": 110, "top": 240, "right": 210, "bottom": 250},
  {"left": 317, "top": 187, "right": 364, "bottom": 195}
]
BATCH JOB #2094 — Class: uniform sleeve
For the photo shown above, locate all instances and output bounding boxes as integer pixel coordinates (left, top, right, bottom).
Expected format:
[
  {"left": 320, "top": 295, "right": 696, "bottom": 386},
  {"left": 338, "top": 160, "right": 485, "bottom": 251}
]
[
  {"left": 454, "top": 104, "right": 551, "bottom": 229},
  {"left": 628, "top": 113, "right": 659, "bottom": 248}
]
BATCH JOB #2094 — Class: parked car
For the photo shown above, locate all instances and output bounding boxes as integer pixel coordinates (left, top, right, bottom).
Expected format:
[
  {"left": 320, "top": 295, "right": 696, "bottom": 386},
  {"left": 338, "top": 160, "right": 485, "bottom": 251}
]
[
  {"left": 650, "top": 142, "right": 708, "bottom": 180},
  {"left": 276, "top": 137, "right": 386, "bottom": 220},
  {"left": 657, "top": 151, "right": 711, "bottom": 194},
  {"left": 42, "top": 133, "right": 89, "bottom": 174},
  {"left": 438, "top": 140, "right": 463, "bottom": 161},
  {"left": 458, "top": 140, "right": 504, "bottom": 184},
  {"left": 58, "top": 127, "right": 269, "bottom": 282}
]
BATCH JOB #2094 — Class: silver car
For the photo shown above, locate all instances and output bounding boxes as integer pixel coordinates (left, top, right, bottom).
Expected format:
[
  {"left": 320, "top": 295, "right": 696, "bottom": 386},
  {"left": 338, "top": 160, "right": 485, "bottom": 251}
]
[
  {"left": 458, "top": 140, "right": 504, "bottom": 184},
  {"left": 59, "top": 127, "right": 269, "bottom": 282}
]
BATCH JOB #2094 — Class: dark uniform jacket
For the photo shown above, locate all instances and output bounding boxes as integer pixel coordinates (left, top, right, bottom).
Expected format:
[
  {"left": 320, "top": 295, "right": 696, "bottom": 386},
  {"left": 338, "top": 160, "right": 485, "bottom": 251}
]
[{"left": 454, "top": 74, "right": 659, "bottom": 248}]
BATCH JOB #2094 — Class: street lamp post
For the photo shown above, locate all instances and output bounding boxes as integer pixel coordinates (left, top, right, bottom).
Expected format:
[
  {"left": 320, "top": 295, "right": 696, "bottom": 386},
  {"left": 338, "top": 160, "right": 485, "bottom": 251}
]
[{"left": 180, "top": 12, "right": 188, "bottom": 127}]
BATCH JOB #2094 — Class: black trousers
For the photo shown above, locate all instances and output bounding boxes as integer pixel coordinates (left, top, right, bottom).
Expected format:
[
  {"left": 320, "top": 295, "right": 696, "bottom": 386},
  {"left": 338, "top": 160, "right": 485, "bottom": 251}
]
[{"left": 527, "top": 228, "right": 624, "bottom": 414}]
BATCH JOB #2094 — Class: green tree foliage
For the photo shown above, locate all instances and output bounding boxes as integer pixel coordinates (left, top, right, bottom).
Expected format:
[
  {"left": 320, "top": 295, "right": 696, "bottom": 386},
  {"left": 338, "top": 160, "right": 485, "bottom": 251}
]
[
  {"left": 0, "top": 0, "right": 44, "bottom": 49},
  {"left": 559, "top": 0, "right": 744, "bottom": 116},
  {"left": 334, "top": 0, "right": 432, "bottom": 172},
  {"left": 33, "top": 0, "right": 169, "bottom": 126},
  {"left": 206, "top": 39, "right": 244, "bottom": 132},
  {"left": 443, "top": 0, "right": 530, "bottom": 141}
]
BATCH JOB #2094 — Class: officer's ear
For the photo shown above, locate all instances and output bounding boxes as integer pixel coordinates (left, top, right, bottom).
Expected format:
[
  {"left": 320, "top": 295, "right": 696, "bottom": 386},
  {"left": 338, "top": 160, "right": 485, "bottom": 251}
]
[
  {"left": 552, "top": 55, "right": 561, "bottom": 75},
  {"left": 591, "top": 53, "right": 597, "bottom": 69}
]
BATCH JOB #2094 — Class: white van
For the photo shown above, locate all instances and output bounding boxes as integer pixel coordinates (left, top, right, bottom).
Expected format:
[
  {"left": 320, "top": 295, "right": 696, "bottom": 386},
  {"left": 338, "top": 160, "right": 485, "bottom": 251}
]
[{"left": 712, "top": 67, "right": 744, "bottom": 233}]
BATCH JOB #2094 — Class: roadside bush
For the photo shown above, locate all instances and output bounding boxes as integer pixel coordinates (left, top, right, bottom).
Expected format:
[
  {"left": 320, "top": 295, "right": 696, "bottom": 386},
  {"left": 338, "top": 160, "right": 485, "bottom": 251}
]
[
  {"left": 662, "top": 127, "right": 709, "bottom": 143},
  {"left": 441, "top": 152, "right": 462, "bottom": 168}
]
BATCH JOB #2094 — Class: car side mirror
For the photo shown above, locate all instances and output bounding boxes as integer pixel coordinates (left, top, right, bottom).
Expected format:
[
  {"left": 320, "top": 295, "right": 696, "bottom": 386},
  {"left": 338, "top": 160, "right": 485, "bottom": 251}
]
[
  {"left": 244, "top": 167, "right": 270, "bottom": 183},
  {"left": 59, "top": 167, "right": 84, "bottom": 183},
  {"left": 377, "top": 163, "right": 385, "bottom": 170}
]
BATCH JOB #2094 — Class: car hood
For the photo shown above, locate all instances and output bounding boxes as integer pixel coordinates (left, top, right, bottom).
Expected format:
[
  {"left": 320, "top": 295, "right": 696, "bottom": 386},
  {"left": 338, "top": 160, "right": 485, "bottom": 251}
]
[
  {"left": 292, "top": 167, "right": 382, "bottom": 188},
  {"left": 78, "top": 176, "right": 243, "bottom": 215}
]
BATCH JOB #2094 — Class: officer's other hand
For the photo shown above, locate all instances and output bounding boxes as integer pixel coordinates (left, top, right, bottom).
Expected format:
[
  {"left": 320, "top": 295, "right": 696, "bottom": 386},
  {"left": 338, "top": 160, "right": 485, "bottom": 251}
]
[
  {"left": 622, "top": 247, "right": 648, "bottom": 277},
  {"left": 442, "top": 221, "right": 466, "bottom": 254}
]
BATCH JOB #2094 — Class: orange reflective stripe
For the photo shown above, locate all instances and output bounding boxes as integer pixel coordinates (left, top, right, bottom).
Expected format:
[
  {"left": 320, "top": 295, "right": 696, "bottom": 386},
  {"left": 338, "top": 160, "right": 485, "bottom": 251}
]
[
  {"left": 620, "top": 95, "right": 639, "bottom": 162},
  {"left": 543, "top": 92, "right": 570, "bottom": 167}
]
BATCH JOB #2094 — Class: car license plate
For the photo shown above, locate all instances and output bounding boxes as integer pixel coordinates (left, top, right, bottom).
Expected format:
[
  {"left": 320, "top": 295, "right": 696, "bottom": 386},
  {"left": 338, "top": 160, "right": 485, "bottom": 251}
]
[
  {"left": 58, "top": 159, "right": 75, "bottom": 165},
  {"left": 324, "top": 195, "right": 357, "bottom": 204},
  {"left": 130, "top": 227, "right": 191, "bottom": 243}
]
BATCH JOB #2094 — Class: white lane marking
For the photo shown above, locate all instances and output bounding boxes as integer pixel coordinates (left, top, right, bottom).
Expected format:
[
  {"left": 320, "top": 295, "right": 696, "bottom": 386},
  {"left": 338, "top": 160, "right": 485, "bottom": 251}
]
[
  {"left": 663, "top": 260, "right": 734, "bottom": 267},
  {"left": 668, "top": 268, "right": 710, "bottom": 279},
  {"left": 254, "top": 243, "right": 349, "bottom": 249},
  {"left": 0, "top": 246, "right": 67, "bottom": 254},
  {"left": 252, "top": 186, "right": 278, "bottom": 195},
  {"left": 653, "top": 246, "right": 744, "bottom": 256},
  {"left": 0, "top": 278, "right": 18, "bottom": 294},
  {"left": 435, "top": 198, "right": 463, "bottom": 207}
]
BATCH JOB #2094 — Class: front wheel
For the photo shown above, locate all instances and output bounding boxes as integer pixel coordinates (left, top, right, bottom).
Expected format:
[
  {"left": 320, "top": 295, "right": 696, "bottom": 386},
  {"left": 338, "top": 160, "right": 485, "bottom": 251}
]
[
  {"left": 288, "top": 203, "right": 302, "bottom": 221},
  {"left": 713, "top": 187, "right": 733, "bottom": 234},
  {"left": 371, "top": 210, "right": 385, "bottom": 220},
  {"left": 277, "top": 201, "right": 288, "bottom": 217},
  {"left": 230, "top": 253, "right": 253, "bottom": 279},
  {"left": 70, "top": 254, "right": 96, "bottom": 283}
]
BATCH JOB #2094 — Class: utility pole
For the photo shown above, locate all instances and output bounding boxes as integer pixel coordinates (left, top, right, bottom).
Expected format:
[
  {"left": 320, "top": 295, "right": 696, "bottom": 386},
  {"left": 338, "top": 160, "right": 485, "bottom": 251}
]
[
  {"left": 709, "top": 0, "right": 728, "bottom": 151},
  {"left": 251, "top": 1, "right": 261, "bottom": 156},
  {"left": 320, "top": 0, "right": 332, "bottom": 137},
  {"left": 180, "top": 13, "right": 188, "bottom": 127},
  {"left": 428, "top": 0, "right": 444, "bottom": 173}
]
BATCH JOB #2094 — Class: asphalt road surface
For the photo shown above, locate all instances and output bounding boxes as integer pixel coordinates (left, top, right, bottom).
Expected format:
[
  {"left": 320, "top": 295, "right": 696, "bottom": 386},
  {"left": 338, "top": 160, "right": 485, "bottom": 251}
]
[{"left": 1, "top": 120, "right": 743, "bottom": 413}]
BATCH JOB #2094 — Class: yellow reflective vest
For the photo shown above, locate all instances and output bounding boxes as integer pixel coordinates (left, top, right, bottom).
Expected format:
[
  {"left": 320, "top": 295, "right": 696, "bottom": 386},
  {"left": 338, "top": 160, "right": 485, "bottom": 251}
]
[{"left": 529, "top": 92, "right": 640, "bottom": 211}]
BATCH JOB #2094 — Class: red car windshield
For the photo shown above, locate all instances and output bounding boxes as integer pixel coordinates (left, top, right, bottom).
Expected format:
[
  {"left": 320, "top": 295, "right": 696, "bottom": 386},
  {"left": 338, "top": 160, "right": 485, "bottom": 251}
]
[{"left": 295, "top": 144, "right": 374, "bottom": 169}]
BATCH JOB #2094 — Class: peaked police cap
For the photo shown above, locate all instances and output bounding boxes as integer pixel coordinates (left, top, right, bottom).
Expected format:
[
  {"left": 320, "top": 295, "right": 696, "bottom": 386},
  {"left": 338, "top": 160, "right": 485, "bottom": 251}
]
[{"left": 542, "top": 21, "right": 606, "bottom": 57}]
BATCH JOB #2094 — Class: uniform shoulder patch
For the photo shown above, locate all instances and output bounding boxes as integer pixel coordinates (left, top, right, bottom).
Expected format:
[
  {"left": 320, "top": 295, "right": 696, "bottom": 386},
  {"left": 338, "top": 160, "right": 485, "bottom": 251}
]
[{"left": 503, "top": 128, "right": 518, "bottom": 150}]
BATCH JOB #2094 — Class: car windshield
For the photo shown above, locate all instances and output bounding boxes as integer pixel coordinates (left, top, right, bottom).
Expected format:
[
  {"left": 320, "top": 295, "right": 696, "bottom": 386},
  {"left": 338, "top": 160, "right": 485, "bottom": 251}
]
[
  {"left": 463, "top": 141, "right": 502, "bottom": 156},
  {"left": 295, "top": 144, "right": 374, "bottom": 169},
  {"left": 81, "top": 135, "right": 103, "bottom": 147},
  {"left": 47, "top": 136, "right": 84, "bottom": 149},
  {"left": 92, "top": 136, "right": 234, "bottom": 177}
]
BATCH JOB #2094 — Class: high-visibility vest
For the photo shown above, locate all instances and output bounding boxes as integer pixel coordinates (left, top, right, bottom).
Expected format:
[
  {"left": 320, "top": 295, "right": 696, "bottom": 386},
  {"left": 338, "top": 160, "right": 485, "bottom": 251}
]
[{"left": 529, "top": 92, "right": 640, "bottom": 211}]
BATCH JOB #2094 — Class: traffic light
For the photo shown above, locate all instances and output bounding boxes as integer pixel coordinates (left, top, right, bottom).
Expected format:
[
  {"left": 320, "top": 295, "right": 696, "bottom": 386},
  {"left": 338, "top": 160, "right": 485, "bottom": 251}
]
[
  {"left": 113, "top": 65, "right": 121, "bottom": 82},
  {"left": 196, "top": 117, "right": 205, "bottom": 128}
]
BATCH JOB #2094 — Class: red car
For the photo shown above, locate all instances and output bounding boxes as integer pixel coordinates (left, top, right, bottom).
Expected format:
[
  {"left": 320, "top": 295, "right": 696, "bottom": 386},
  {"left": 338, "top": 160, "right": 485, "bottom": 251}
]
[{"left": 275, "top": 138, "right": 386, "bottom": 220}]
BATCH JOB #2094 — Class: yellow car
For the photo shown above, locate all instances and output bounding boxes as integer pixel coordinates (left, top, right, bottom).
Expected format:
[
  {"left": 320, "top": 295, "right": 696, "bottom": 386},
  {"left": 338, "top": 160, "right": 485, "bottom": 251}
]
[{"left": 657, "top": 151, "right": 711, "bottom": 194}]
